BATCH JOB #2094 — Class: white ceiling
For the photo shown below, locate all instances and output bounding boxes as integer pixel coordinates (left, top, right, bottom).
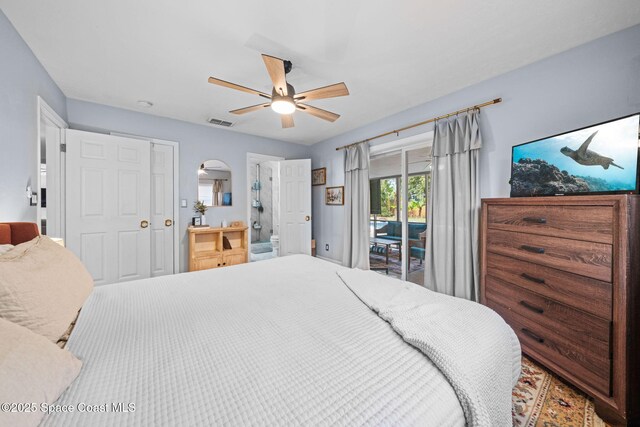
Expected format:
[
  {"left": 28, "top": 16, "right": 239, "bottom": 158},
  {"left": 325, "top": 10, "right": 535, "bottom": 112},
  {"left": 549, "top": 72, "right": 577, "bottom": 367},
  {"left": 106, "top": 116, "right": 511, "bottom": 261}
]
[{"left": 2, "top": 1, "right": 640, "bottom": 145}]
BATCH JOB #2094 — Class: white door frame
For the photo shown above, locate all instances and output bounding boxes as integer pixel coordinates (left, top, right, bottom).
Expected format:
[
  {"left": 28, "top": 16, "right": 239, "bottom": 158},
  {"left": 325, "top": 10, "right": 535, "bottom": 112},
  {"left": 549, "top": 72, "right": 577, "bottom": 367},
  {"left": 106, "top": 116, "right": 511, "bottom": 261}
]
[
  {"left": 246, "top": 152, "right": 284, "bottom": 244},
  {"left": 370, "top": 131, "right": 433, "bottom": 281},
  {"left": 36, "top": 96, "right": 68, "bottom": 236},
  {"left": 111, "top": 132, "right": 180, "bottom": 274}
]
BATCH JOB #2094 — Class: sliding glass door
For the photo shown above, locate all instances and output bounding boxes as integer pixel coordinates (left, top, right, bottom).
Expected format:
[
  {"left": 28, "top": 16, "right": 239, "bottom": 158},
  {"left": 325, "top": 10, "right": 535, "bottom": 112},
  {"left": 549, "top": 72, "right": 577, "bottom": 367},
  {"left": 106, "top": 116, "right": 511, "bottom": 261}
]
[{"left": 370, "top": 143, "right": 431, "bottom": 284}]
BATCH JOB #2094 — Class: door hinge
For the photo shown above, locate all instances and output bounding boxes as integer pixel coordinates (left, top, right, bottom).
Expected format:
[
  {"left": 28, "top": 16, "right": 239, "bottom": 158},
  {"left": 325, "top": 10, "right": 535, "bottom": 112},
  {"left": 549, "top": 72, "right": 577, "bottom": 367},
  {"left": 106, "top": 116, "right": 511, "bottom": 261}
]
[{"left": 60, "top": 143, "right": 66, "bottom": 152}]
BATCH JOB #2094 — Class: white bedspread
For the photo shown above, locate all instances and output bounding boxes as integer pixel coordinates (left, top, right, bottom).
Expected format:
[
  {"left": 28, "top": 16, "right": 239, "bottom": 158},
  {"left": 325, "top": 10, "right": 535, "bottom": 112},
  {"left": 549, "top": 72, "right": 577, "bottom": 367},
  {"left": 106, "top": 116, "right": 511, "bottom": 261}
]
[
  {"left": 337, "top": 268, "right": 521, "bottom": 427},
  {"left": 42, "top": 255, "right": 517, "bottom": 427}
]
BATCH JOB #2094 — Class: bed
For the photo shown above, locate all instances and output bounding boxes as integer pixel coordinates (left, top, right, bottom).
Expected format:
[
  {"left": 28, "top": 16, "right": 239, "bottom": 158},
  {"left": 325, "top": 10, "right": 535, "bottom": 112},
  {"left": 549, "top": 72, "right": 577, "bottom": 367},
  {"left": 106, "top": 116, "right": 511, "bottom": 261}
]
[{"left": 32, "top": 254, "right": 520, "bottom": 427}]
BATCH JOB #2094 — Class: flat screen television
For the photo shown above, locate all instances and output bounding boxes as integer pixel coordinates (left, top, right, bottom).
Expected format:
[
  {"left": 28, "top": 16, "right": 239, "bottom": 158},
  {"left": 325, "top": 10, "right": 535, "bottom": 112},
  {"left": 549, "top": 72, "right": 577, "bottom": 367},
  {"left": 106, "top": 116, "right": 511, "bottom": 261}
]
[{"left": 510, "top": 113, "right": 640, "bottom": 197}]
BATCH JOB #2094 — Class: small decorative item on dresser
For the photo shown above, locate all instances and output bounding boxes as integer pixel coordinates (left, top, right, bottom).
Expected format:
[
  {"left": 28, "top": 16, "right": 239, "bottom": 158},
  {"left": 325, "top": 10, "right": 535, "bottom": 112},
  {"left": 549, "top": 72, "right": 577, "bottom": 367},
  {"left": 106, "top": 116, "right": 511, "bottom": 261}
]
[
  {"left": 312, "top": 167, "right": 327, "bottom": 186},
  {"left": 221, "top": 220, "right": 228, "bottom": 228},
  {"left": 230, "top": 220, "right": 244, "bottom": 227},
  {"left": 194, "top": 201, "right": 208, "bottom": 225},
  {"left": 192, "top": 217, "right": 201, "bottom": 226},
  {"left": 325, "top": 186, "right": 344, "bottom": 205}
]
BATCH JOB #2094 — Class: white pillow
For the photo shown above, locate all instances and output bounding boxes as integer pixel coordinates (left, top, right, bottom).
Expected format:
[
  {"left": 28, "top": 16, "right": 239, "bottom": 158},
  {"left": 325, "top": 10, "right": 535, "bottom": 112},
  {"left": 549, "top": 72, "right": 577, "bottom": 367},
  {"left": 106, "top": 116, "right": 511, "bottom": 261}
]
[
  {"left": 0, "top": 236, "right": 93, "bottom": 342},
  {"left": 0, "top": 244, "right": 13, "bottom": 255},
  {"left": 0, "top": 318, "right": 82, "bottom": 427}
]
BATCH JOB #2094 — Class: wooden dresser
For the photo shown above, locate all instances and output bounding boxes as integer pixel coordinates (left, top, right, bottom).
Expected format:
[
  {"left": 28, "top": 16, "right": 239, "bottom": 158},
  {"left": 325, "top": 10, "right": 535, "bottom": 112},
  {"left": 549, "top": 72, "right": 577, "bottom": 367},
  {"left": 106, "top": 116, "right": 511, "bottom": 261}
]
[
  {"left": 188, "top": 226, "right": 249, "bottom": 271},
  {"left": 480, "top": 196, "right": 639, "bottom": 425}
]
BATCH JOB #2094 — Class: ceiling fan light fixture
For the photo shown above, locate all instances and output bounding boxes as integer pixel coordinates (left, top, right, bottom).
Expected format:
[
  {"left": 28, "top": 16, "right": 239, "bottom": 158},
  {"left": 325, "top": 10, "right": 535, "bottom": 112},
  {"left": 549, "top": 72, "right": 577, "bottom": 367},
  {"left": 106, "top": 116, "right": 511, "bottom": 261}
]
[{"left": 271, "top": 98, "right": 296, "bottom": 115}]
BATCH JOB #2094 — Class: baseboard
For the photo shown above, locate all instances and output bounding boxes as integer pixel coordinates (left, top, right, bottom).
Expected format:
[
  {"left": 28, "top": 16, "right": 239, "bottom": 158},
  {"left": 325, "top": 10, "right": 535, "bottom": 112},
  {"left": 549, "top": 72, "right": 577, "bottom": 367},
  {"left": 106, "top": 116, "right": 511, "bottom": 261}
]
[{"left": 316, "top": 255, "right": 343, "bottom": 266}]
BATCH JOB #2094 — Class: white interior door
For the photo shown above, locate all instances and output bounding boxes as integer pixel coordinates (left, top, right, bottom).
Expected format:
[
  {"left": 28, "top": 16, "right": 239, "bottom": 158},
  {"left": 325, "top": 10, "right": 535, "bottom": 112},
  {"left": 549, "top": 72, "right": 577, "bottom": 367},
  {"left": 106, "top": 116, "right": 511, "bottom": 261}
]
[
  {"left": 278, "top": 159, "right": 311, "bottom": 256},
  {"left": 65, "top": 130, "right": 151, "bottom": 285},
  {"left": 150, "top": 143, "right": 174, "bottom": 277},
  {"left": 44, "top": 125, "right": 62, "bottom": 237}
]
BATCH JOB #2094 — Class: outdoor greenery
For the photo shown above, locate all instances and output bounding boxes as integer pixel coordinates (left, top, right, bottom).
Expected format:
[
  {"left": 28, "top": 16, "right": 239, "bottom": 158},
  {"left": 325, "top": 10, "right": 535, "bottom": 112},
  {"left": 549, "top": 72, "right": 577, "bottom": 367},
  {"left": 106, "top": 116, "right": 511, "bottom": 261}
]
[
  {"left": 408, "top": 175, "right": 426, "bottom": 220},
  {"left": 374, "top": 174, "right": 428, "bottom": 222},
  {"left": 379, "top": 178, "right": 397, "bottom": 219}
]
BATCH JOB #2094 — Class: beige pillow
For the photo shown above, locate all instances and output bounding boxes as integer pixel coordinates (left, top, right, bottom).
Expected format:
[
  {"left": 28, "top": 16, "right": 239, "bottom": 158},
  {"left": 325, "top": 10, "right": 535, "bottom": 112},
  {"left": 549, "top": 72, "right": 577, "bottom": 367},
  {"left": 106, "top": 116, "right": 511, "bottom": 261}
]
[
  {"left": 0, "top": 236, "right": 93, "bottom": 342},
  {"left": 0, "top": 318, "right": 82, "bottom": 427},
  {"left": 0, "top": 244, "right": 14, "bottom": 255}
]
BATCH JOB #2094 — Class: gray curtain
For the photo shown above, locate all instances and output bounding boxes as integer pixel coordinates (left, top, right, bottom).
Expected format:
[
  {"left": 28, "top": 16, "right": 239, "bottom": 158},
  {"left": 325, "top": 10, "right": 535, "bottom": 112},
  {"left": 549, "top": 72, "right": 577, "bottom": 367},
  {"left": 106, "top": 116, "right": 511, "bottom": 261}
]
[
  {"left": 425, "top": 111, "right": 482, "bottom": 300},
  {"left": 342, "top": 143, "right": 370, "bottom": 269}
]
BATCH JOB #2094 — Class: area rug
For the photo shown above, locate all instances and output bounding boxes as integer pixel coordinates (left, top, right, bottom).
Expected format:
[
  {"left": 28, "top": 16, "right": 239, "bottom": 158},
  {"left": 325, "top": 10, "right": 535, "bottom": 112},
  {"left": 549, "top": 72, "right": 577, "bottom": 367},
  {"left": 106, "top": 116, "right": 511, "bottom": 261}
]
[
  {"left": 513, "top": 356, "right": 609, "bottom": 427},
  {"left": 369, "top": 249, "right": 423, "bottom": 275}
]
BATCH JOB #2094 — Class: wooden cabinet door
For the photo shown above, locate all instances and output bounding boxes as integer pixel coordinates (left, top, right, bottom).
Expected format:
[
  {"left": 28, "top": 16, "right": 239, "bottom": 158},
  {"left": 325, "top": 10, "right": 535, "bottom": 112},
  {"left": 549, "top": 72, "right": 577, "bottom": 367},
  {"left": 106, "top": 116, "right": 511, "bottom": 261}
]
[
  {"left": 223, "top": 253, "right": 246, "bottom": 267},
  {"left": 194, "top": 255, "right": 222, "bottom": 270}
]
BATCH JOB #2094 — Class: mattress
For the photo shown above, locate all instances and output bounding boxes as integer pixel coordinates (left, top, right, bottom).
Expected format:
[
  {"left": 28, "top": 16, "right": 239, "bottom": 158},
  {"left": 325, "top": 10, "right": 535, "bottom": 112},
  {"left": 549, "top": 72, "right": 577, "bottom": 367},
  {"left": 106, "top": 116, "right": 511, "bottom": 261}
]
[{"left": 42, "top": 255, "right": 514, "bottom": 426}]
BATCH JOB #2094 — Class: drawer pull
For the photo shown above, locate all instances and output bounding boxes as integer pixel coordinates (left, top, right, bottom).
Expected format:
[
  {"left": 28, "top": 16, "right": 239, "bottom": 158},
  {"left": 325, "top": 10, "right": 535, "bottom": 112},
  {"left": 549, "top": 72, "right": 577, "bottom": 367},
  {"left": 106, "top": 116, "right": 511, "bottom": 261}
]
[
  {"left": 519, "top": 300, "right": 544, "bottom": 314},
  {"left": 523, "top": 217, "right": 547, "bottom": 224},
  {"left": 521, "top": 273, "right": 545, "bottom": 284},
  {"left": 521, "top": 245, "right": 545, "bottom": 254},
  {"left": 521, "top": 328, "right": 545, "bottom": 343}
]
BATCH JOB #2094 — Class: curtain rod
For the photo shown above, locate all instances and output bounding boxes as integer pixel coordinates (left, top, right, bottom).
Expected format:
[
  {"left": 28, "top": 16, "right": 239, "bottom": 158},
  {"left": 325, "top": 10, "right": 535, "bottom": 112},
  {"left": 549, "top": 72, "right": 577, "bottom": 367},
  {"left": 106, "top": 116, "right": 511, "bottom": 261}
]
[{"left": 335, "top": 97, "right": 502, "bottom": 151}]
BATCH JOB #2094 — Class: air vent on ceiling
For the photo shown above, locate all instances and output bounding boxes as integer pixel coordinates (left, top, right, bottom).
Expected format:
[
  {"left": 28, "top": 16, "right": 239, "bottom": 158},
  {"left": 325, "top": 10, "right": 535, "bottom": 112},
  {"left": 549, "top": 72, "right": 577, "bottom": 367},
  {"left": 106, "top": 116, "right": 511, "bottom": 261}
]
[{"left": 207, "top": 117, "right": 233, "bottom": 127}]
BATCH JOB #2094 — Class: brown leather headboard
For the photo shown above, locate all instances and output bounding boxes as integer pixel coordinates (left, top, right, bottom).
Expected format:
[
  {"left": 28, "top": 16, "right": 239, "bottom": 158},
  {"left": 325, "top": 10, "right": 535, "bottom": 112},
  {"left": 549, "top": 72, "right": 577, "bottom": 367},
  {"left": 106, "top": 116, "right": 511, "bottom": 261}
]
[{"left": 0, "top": 222, "right": 40, "bottom": 245}]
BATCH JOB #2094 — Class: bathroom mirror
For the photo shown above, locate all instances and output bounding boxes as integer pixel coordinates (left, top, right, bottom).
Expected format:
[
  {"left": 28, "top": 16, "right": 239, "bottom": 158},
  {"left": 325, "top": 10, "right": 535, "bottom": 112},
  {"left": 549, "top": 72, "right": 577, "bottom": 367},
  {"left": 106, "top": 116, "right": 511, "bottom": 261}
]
[{"left": 198, "top": 160, "right": 232, "bottom": 207}]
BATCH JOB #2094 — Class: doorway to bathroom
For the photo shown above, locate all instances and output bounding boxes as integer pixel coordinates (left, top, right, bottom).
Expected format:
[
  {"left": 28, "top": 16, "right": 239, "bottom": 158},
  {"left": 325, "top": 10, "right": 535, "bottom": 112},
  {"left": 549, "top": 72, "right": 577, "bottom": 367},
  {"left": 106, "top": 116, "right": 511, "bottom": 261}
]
[{"left": 246, "top": 153, "right": 283, "bottom": 262}]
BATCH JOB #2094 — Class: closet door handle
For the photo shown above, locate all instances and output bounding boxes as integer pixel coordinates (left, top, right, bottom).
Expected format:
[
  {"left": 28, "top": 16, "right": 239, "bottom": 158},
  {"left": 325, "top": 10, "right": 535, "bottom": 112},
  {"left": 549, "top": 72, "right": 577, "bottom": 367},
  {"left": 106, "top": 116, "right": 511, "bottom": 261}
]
[
  {"left": 521, "top": 328, "right": 545, "bottom": 343},
  {"left": 521, "top": 245, "right": 545, "bottom": 254},
  {"left": 519, "top": 300, "right": 544, "bottom": 314},
  {"left": 140, "top": 220, "right": 149, "bottom": 229},
  {"left": 305, "top": 215, "right": 311, "bottom": 221},
  {"left": 521, "top": 273, "right": 545, "bottom": 284},
  {"left": 523, "top": 217, "right": 547, "bottom": 224},
  {"left": 165, "top": 219, "right": 173, "bottom": 227}
]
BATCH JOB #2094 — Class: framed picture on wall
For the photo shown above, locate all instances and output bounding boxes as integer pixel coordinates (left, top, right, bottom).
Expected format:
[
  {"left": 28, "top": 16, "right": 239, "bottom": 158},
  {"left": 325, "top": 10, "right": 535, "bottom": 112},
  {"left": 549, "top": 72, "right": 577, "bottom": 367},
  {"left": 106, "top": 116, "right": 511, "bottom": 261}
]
[
  {"left": 325, "top": 186, "right": 344, "bottom": 205},
  {"left": 312, "top": 167, "right": 327, "bottom": 186}
]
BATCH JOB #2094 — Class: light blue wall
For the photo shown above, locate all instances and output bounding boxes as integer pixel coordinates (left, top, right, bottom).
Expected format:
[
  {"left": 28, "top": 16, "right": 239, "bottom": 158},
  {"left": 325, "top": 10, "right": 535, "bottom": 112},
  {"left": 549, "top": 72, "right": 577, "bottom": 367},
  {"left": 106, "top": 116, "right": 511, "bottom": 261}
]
[
  {"left": 0, "top": 9, "right": 67, "bottom": 222},
  {"left": 66, "top": 99, "right": 311, "bottom": 271},
  {"left": 311, "top": 24, "right": 640, "bottom": 263}
]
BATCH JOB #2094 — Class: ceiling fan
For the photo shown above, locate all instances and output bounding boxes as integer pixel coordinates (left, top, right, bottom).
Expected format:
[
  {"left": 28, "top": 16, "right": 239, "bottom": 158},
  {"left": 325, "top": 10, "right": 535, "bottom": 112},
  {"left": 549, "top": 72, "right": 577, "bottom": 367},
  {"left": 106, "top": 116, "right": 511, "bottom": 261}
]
[{"left": 208, "top": 54, "right": 349, "bottom": 129}]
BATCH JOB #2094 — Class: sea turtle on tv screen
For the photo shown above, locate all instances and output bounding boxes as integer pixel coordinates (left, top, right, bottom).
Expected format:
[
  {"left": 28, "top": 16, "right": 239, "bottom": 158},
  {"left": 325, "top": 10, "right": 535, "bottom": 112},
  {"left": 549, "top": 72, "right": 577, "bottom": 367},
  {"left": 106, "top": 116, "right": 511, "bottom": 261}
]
[{"left": 560, "top": 130, "right": 623, "bottom": 170}]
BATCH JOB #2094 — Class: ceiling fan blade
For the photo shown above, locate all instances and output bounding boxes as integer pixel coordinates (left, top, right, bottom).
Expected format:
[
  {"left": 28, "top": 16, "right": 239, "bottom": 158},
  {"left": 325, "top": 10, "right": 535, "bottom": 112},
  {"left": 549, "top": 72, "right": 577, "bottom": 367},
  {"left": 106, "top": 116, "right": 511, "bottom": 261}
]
[
  {"left": 296, "top": 104, "right": 340, "bottom": 122},
  {"left": 208, "top": 77, "right": 270, "bottom": 99},
  {"left": 294, "top": 82, "right": 349, "bottom": 101},
  {"left": 281, "top": 114, "right": 294, "bottom": 128},
  {"left": 262, "top": 54, "right": 288, "bottom": 96},
  {"left": 229, "top": 103, "right": 271, "bottom": 115}
]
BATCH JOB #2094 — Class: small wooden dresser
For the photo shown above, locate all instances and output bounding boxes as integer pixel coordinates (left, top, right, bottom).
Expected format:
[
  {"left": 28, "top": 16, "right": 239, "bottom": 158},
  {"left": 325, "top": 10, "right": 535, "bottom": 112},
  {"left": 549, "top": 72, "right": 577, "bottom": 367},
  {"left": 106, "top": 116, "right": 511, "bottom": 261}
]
[
  {"left": 480, "top": 195, "right": 639, "bottom": 425},
  {"left": 188, "top": 226, "right": 249, "bottom": 271}
]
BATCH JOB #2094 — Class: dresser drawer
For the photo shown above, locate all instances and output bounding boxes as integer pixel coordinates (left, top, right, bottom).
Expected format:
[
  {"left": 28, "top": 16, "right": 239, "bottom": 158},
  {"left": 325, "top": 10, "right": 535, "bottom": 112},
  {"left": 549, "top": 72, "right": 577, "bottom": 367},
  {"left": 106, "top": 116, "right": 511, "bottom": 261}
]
[
  {"left": 485, "top": 253, "right": 612, "bottom": 319},
  {"left": 486, "top": 204, "right": 614, "bottom": 244},
  {"left": 485, "top": 275, "right": 611, "bottom": 355},
  {"left": 486, "top": 229, "right": 612, "bottom": 282},
  {"left": 487, "top": 300, "right": 611, "bottom": 396}
]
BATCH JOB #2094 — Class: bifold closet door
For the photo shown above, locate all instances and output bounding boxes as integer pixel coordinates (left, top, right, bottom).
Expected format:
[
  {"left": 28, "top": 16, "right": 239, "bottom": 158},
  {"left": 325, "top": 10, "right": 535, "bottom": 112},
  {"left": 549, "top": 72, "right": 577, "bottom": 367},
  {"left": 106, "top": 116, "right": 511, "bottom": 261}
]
[
  {"left": 278, "top": 159, "right": 312, "bottom": 256},
  {"left": 150, "top": 143, "right": 174, "bottom": 277},
  {"left": 65, "top": 130, "right": 151, "bottom": 285}
]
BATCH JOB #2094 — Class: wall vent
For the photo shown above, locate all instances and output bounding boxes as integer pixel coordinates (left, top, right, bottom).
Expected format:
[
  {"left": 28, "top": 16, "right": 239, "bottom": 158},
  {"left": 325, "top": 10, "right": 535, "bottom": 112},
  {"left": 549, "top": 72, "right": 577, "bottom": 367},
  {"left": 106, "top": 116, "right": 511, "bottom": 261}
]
[{"left": 207, "top": 117, "right": 233, "bottom": 127}]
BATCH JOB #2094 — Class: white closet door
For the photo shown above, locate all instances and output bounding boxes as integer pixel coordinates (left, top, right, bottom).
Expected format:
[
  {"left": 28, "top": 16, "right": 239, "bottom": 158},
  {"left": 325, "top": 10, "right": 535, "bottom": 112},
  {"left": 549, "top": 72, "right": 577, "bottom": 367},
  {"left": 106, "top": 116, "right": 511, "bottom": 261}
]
[
  {"left": 278, "top": 159, "right": 312, "bottom": 256},
  {"left": 150, "top": 143, "right": 174, "bottom": 277},
  {"left": 65, "top": 130, "right": 151, "bottom": 285}
]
